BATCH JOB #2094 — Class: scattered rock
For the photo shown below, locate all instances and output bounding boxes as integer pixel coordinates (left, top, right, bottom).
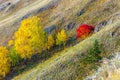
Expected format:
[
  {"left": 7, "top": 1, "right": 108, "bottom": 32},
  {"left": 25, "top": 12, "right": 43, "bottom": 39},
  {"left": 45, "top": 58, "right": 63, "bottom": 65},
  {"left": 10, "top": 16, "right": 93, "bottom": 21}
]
[
  {"left": 5, "top": 4, "right": 15, "bottom": 12},
  {"left": 94, "top": 21, "right": 108, "bottom": 33},
  {"left": 37, "top": 7, "right": 46, "bottom": 13},
  {"left": 95, "top": 12, "right": 120, "bottom": 33},
  {"left": 45, "top": 25, "right": 56, "bottom": 34},
  {"left": 64, "top": 22, "right": 76, "bottom": 31},
  {"left": 77, "top": 10, "right": 85, "bottom": 16},
  {"left": 22, "top": 13, "right": 31, "bottom": 20},
  {"left": 0, "top": 2, "right": 11, "bottom": 11}
]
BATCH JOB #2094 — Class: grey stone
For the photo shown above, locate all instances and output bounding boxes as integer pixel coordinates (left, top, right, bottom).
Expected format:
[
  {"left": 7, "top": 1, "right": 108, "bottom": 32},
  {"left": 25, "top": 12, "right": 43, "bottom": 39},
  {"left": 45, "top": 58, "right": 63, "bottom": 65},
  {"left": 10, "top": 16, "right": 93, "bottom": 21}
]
[
  {"left": 77, "top": 10, "right": 85, "bottom": 16},
  {"left": 94, "top": 21, "right": 108, "bottom": 33},
  {"left": 65, "top": 22, "right": 76, "bottom": 31},
  {"left": 45, "top": 25, "right": 56, "bottom": 34}
]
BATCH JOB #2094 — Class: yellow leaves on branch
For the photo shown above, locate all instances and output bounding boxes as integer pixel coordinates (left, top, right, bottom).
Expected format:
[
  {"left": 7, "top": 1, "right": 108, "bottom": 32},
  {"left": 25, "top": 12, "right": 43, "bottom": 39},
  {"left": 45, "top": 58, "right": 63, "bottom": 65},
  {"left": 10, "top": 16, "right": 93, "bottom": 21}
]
[
  {"left": 56, "top": 29, "right": 68, "bottom": 45},
  {"left": 8, "top": 40, "right": 14, "bottom": 46},
  {"left": 0, "top": 47, "right": 11, "bottom": 77},
  {"left": 14, "top": 16, "right": 46, "bottom": 59},
  {"left": 8, "top": 16, "right": 68, "bottom": 60},
  {"left": 47, "top": 34, "right": 55, "bottom": 50},
  {"left": 60, "top": 29, "right": 68, "bottom": 42}
]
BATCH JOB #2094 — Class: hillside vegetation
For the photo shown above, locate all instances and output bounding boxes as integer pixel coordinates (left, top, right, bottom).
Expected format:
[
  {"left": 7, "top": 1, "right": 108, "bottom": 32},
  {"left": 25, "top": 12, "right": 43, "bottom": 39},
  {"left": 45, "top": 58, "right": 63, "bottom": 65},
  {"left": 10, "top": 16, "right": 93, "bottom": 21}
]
[
  {"left": 0, "top": 0, "right": 120, "bottom": 80},
  {"left": 0, "top": 0, "right": 120, "bottom": 46},
  {"left": 13, "top": 20, "right": 120, "bottom": 80}
]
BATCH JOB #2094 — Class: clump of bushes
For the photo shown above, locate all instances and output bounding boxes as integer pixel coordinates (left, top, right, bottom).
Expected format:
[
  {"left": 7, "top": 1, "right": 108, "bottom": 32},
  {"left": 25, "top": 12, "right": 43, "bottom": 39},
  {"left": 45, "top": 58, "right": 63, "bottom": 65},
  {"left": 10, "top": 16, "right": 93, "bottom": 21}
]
[
  {"left": 0, "top": 16, "right": 95, "bottom": 79},
  {"left": 9, "top": 16, "right": 68, "bottom": 59},
  {"left": 0, "top": 16, "right": 68, "bottom": 78},
  {"left": 76, "top": 24, "right": 94, "bottom": 39}
]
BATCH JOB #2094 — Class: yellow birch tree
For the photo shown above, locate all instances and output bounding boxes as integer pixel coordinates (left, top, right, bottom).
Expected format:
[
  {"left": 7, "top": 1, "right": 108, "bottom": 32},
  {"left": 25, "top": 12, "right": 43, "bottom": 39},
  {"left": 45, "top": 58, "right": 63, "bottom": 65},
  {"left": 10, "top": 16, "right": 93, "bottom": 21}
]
[
  {"left": 13, "top": 16, "right": 46, "bottom": 59},
  {"left": 56, "top": 29, "right": 68, "bottom": 46},
  {"left": 0, "top": 46, "right": 11, "bottom": 77}
]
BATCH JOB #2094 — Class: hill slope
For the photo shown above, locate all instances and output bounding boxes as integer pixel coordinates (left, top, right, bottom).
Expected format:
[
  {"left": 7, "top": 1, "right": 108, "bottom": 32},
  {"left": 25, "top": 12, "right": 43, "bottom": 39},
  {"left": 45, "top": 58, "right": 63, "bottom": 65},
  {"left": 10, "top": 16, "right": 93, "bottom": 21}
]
[
  {"left": 13, "top": 20, "right": 120, "bottom": 80},
  {"left": 0, "top": 0, "right": 120, "bottom": 80}
]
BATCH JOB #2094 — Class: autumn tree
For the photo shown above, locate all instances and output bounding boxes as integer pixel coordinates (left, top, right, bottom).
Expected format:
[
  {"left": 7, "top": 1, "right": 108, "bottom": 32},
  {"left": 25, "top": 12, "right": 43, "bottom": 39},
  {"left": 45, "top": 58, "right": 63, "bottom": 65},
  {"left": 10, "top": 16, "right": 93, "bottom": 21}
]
[
  {"left": 47, "top": 34, "right": 55, "bottom": 50},
  {"left": 0, "top": 46, "right": 11, "bottom": 78},
  {"left": 56, "top": 29, "right": 68, "bottom": 46},
  {"left": 13, "top": 16, "right": 46, "bottom": 59},
  {"left": 76, "top": 24, "right": 94, "bottom": 39}
]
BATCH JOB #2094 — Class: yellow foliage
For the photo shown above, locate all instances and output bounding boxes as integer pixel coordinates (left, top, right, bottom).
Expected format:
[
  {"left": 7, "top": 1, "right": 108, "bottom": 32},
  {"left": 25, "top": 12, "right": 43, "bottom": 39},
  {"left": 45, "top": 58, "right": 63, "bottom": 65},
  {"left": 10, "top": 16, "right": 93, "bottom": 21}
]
[
  {"left": 8, "top": 40, "right": 14, "bottom": 46},
  {"left": 61, "top": 29, "right": 67, "bottom": 42},
  {"left": 0, "top": 47, "right": 11, "bottom": 77},
  {"left": 47, "top": 34, "right": 55, "bottom": 50},
  {"left": 14, "top": 16, "right": 46, "bottom": 59},
  {"left": 56, "top": 29, "right": 68, "bottom": 45}
]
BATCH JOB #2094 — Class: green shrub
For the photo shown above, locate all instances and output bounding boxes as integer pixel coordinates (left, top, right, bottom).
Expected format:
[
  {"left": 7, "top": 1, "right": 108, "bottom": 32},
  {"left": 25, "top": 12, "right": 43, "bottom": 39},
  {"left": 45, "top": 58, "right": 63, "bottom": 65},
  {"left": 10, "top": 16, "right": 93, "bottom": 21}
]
[
  {"left": 84, "top": 40, "right": 101, "bottom": 63},
  {"left": 9, "top": 47, "right": 20, "bottom": 66},
  {"left": 76, "top": 40, "right": 102, "bottom": 79}
]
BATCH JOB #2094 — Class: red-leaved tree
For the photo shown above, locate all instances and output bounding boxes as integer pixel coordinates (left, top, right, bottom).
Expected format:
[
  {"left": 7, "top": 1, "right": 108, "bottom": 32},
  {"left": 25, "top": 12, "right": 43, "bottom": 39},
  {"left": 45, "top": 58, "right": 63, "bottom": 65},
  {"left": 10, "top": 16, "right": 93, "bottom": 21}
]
[{"left": 76, "top": 24, "right": 94, "bottom": 39}]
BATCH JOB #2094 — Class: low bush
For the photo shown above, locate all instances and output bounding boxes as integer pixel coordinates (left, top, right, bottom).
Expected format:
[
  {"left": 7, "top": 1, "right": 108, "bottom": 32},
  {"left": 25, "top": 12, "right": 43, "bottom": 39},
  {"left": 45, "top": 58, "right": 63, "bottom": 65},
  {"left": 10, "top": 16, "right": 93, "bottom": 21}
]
[
  {"left": 47, "top": 34, "right": 55, "bottom": 50},
  {"left": 84, "top": 40, "right": 101, "bottom": 63},
  {"left": 9, "top": 47, "right": 20, "bottom": 66},
  {"left": 56, "top": 29, "right": 68, "bottom": 46},
  {"left": 77, "top": 40, "right": 102, "bottom": 79},
  {"left": 76, "top": 24, "right": 94, "bottom": 39}
]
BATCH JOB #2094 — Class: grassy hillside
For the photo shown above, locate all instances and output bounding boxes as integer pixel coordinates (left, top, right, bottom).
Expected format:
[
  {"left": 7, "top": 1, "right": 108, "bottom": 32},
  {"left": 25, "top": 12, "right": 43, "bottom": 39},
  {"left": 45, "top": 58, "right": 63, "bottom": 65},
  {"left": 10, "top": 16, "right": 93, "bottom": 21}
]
[
  {"left": 0, "top": 0, "right": 120, "bottom": 80},
  {"left": 38, "top": 0, "right": 120, "bottom": 28},
  {"left": 13, "top": 20, "right": 120, "bottom": 80},
  {"left": 0, "top": 0, "right": 120, "bottom": 46},
  {"left": 0, "top": 0, "right": 36, "bottom": 20}
]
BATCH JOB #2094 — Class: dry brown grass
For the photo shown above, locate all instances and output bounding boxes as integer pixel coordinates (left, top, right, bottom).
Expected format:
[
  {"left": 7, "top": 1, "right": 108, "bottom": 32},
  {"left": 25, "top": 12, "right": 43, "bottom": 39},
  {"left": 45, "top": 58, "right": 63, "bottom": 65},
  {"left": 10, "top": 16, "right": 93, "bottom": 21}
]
[{"left": 77, "top": 0, "right": 120, "bottom": 25}]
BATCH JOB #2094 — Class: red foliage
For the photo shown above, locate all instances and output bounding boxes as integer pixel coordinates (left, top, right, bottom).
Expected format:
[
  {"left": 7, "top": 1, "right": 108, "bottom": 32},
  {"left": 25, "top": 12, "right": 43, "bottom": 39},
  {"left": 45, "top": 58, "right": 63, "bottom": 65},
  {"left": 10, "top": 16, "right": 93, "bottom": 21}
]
[{"left": 76, "top": 24, "right": 94, "bottom": 39}]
